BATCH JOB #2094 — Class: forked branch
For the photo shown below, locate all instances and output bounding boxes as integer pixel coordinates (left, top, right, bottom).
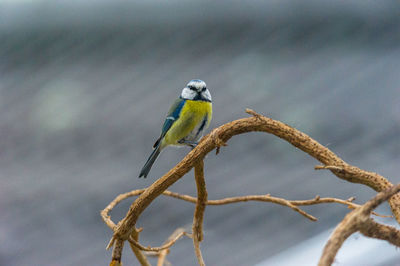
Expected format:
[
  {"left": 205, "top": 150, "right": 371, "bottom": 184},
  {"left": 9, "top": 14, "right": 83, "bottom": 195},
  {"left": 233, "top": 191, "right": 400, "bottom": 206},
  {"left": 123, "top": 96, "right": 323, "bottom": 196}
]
[
  {"left": 103, "top": 109, "right": 400, "bottom": 265},
  {"left": 319, "top": 184, "right": 400, "bottom": 266}
]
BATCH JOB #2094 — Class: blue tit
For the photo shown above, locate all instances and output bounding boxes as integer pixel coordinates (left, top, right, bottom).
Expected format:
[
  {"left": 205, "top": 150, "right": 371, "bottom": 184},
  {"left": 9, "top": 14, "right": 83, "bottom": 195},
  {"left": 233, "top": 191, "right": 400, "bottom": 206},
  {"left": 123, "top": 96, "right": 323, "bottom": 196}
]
[{"left": 139, "top": 79, "right": 212, "bottom": 178}]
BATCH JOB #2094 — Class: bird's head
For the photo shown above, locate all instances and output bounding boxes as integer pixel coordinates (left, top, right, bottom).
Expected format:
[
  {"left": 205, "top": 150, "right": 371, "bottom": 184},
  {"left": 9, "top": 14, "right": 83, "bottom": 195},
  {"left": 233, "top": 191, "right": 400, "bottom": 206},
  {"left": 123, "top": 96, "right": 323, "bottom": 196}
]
[{"left": 180, "top": 79, "right": 212, "bottom": 102}]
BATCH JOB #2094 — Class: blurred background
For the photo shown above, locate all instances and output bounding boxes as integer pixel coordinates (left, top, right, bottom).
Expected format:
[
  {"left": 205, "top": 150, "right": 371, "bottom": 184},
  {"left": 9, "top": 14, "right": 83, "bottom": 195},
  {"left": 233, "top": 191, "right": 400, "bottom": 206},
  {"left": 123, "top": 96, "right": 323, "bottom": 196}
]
[{"left": 1, "top": 0, "right": 400, "bottom": 265}]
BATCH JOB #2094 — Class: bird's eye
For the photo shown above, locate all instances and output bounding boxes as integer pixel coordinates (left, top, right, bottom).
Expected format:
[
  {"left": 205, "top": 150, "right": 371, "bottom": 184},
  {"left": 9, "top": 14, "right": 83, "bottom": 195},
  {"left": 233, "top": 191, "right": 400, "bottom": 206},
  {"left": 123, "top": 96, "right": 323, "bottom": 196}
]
[
  {"left": 201, "top": 87, "right": 206, "bottom": 92},
  {"left": 188, "top": 86, "right": 196, "bottom": 91}
]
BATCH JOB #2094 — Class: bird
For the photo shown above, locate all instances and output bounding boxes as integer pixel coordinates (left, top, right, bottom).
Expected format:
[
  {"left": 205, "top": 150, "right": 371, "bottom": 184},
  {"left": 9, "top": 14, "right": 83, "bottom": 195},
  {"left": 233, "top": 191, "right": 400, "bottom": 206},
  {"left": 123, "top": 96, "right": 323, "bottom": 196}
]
[{"left": 139, "top": 79, "right": 212, "bottom": 178}]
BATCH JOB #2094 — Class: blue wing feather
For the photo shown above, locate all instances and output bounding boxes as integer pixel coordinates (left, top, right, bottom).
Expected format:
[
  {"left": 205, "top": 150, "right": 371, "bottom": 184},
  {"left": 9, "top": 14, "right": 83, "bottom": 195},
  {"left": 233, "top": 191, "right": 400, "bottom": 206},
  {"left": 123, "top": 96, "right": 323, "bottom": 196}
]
[{"left": 153, "top": 98, "right": 186, "bottom": 148}]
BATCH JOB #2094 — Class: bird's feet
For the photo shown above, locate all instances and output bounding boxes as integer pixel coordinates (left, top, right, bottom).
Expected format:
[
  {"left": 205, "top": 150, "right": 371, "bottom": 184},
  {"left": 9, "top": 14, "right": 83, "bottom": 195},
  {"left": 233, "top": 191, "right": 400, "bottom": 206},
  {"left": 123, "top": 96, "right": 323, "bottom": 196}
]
[{"left": 178, "top": 139, "right": 198, "bottom": 149}]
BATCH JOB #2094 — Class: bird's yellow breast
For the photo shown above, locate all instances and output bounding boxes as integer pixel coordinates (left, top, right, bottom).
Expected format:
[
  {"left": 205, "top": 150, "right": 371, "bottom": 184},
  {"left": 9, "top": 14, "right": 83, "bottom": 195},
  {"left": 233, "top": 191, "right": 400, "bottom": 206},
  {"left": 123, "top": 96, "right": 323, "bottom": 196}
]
[{"left": 162, "top": 100, "right": 212, "bottom": 147}]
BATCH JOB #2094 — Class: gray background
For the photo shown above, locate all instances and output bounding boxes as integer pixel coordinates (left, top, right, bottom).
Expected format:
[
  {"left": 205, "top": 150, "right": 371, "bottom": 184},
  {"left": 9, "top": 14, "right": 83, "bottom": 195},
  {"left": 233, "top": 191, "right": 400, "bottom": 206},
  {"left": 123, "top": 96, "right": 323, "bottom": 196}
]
[{"left": 1, "top": 0, "right": 399, "bottom": 265}]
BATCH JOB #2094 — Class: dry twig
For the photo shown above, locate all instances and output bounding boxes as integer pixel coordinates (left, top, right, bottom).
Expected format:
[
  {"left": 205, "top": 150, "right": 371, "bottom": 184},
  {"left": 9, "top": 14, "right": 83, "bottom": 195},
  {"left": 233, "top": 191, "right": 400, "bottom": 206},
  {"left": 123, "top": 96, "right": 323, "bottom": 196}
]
[
  {"left": 101, "top": 190, "right": 389, "bottom": 232},
  {"left": 157, "top": 228, "right": 188, "bottom": 266},
  {"left": 129, "top": 228, "right": 151, "bottom": 266},
  {"left": 128, "top": 230, "right": 191, "bottom": 253}
]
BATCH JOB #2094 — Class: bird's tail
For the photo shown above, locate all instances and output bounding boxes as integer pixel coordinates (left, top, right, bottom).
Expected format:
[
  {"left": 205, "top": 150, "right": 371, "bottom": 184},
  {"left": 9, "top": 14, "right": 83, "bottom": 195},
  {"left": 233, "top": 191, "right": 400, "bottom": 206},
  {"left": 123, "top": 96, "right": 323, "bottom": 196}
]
[{"left": 139, "top": 144, "right": 161, "bottom": 178}]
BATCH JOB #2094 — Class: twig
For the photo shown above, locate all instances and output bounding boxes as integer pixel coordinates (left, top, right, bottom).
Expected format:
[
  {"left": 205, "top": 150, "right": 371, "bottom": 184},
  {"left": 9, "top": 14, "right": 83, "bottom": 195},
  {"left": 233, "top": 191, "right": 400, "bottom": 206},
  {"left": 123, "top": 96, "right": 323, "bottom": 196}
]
[
  {"left": 318, "top": 184, "right": 400, "bottom": 266},
  {"left": 157, "top": 228, "right": 188, "bottom": 266},
  {"left": 290, "top": 196, "right": 391, "bottom": 218},
  {"left": 129, "top": 228, "right": 151, "bottom": 266},
  {"left": 101, "top": 190, "right": 389, "bottom": 232},
  {"left": 128, "top": 230, "right": 191, "bottom": 252}
]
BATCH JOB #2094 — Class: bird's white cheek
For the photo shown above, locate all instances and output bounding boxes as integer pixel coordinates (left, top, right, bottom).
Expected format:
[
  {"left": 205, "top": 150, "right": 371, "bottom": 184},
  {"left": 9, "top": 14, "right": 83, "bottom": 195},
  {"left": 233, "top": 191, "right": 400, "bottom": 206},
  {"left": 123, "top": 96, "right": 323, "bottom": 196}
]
[{"left": 181, "top": 88, "right": 196, "bottom": 100}]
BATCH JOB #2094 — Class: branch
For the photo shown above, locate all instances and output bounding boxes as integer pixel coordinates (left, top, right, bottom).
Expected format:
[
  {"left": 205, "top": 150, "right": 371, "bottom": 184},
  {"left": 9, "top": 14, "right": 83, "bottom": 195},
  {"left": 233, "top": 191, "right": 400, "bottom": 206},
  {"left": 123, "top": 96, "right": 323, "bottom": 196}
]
[
  {"left": 192, "top": 160, "right": 207, "bottom": 266},
  {"left": 360, "top": 219, "right": 400, "bottom": 247},
  {"left": 104, "top": 109, "right": 400, "bottom": 264},
  {"left": 101, "top": 191, "right": 392, "bottom": 253},
  {"left": 128, "top": 230, "right": 191, "bottom": 253},
  {"left": 318, "top": 184, "right": 400, "bottom": 266},
  {"left": 101, "top": 190, "right": 388, "bottom": 234}
]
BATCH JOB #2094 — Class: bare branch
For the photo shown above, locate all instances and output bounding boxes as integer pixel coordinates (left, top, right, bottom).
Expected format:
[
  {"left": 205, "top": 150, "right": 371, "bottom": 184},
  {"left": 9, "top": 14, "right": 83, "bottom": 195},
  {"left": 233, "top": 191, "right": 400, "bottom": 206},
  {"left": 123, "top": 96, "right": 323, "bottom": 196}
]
[
  {"left": 101, "top": 189, "right": 389, "bottom": 231},
  {"left": 128, "top": 230, "right": 191, "bottom": 253},
  {"left": 103, "top": 109, "right": 400, "bottom": 264},
  {"left": 290, "top": 196, "right": 391, "bottom": 218},
  {"left": 360, "top": 219, "right": 400, "bottom": 247},
  {"left": 319, "top": 184, "right": 400, "bottom": 266},
  {"left": 111, "top": 240, "right": 124, "bottom": 266},
  {"left": 192, "top": 160, "right": 207, "bottom": 266}
]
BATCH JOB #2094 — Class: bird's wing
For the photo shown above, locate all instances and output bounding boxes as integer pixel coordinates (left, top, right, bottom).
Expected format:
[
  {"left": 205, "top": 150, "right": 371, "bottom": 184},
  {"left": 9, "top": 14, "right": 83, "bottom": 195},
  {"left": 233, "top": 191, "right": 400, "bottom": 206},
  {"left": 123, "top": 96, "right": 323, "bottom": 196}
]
[{"left": 153, "top": 98, "right": 186, "bottom": 148}]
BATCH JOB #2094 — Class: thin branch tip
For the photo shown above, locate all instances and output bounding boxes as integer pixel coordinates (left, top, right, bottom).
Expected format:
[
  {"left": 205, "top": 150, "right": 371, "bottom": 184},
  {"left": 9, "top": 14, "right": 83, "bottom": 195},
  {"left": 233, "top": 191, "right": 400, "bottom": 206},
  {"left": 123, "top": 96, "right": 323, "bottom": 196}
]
[
  {"left": 106, "top": 237, "right": 115, "bottom": 250},
  {"left": 245, "top": 108, "right": 258, "bottom": 116}
]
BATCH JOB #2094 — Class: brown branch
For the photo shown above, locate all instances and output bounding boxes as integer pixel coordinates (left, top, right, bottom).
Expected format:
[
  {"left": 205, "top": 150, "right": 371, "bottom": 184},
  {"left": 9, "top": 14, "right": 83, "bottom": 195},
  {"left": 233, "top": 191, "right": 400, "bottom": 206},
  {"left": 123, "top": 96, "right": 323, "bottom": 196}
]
[
  {"left": 105, "top": 109, "right": 400, "bottom": 264},
  {"left": 204, "top": 194, "right": 318, "bottom": 221},
  {"left": 165, "top": 192, "right": 391, "bottom": 218},
  {"left": 166, "top": 193, "right": 388, "bottom": 218},
  {"left": 192, "top": 160, "right": 207, "bottom": 266},
  {"left": 111, "top": 240, "right": 124, "bottom": 266},
  {"left": 101, "top": 188, "right": 393, "bottom": 264},
  {"left": 360, "top": 219, "right": 400, "bottom": 247},
  {"left": 318, "top": 184, "right": 400, "bottom": 266},
  {"left": 101, "top": 190, "right": 388, "bottom": 233},
  {"left": 103, "top": 188, "right": 397, "bottom": 265}
]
